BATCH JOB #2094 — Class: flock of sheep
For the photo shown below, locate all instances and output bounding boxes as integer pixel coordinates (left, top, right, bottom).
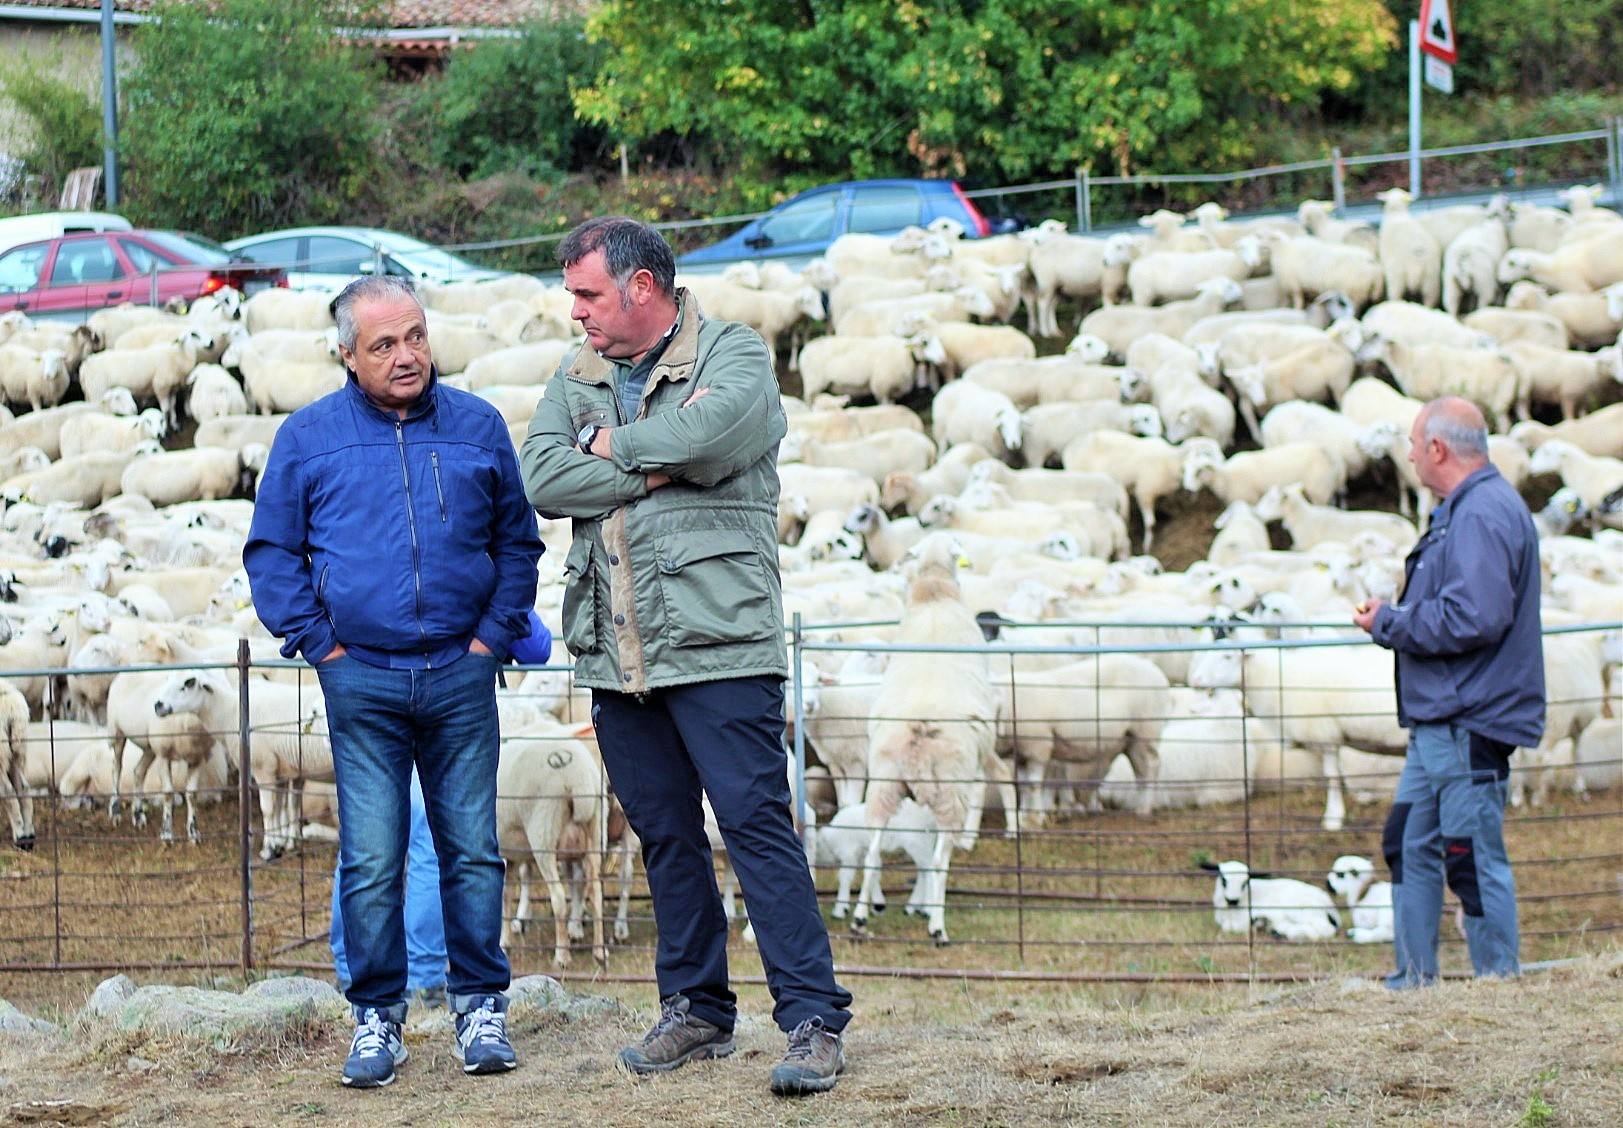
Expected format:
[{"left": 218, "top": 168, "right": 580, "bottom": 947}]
[{"left": 0, "top": 181, "right": 1621, "bottom": 958}]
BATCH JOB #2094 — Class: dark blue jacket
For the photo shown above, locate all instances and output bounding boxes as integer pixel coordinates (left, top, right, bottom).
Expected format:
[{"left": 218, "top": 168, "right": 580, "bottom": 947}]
[
  {"left": 244, "top": 374, "right": 543, "bottom": 667},
  {"left": 1371, "top": 464, "right": 1544, "bottom": 747}
]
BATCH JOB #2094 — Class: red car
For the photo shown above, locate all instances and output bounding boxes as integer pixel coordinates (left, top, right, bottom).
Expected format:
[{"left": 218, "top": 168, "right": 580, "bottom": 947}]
[{"left": 0, "top": 230, "right": 285, "bottom": 323}]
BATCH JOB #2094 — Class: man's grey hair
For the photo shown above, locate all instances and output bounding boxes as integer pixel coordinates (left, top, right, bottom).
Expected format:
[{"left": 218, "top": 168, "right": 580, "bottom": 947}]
[
  {"left": 330, "top": 275, "right": 422, "bottom": 352},
  {"left": 1420, "top": 407, "right": 1489, "bottom": 459},
  {"left": 557, "top": 216, "right": 676, "bottom": 300}
]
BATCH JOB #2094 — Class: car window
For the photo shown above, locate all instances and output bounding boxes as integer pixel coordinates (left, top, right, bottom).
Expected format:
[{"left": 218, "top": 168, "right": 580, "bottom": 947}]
[
  {"left": 119, "top": 239, "right": 168, "bottom": 275},
  {"left": 849, "top": 186, "right": 924, "bottom": 234},
  {"left": 144, "top": 231, "right": 229, "bottom": 265},
  {"left": 306, "top": 235, "right": 371, "bottom": 275},
  {"left": 233, "top": 237, "right": 301, "bottom": 268},
  {"left": 0, "top": 243, "right": 48, "bottom": 292},
  {"left": 760, "top": 194, "right": 838, "bottom": 245},
  {"left": 49, "top": 238, "right": 124, "bottom": 285}
]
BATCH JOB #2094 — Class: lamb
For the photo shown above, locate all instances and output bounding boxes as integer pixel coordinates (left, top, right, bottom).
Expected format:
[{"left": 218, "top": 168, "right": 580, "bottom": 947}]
[
  {"left": 930, "top": 322, "right": 1035, "bottom": 381},
  {"left": 193, "top": 413, "right": 286, "bottom": 454},
  {"left": 2, "top": 446, "right": 153, "bottom": 509},
  {"left": 1504, "top": 281, "right": 1623, "bottom": 349},
  {"left": 1022, "top": 225, "right": 1111, "bottom": 336},
  {"left": 1204, "top": 859, "right": 1341, "bottom": 941},
  {"left": 221, "top": 327, "right": 338, "bottom": 369},
  {"left": 78, "top": 333, "right": 206, "bottom": 408},
  {"left": 58, "top": 408, "right": 167, "bottom": 460},
  {"left": 1462, "top": 307, "right": 1569, "bottom": 351},
  {"left": 962, "top": 352, "right": 1134, "bottom": 410},
  {"left": 842, "top": 504, "right": 927, "bottom": 570},
  {"left": 1504, "top": 342, "right": 1613, "bottom": 421},
  {"left": 1265, "top": 234, "right": 1383, "bottom": 310},
  {"left": 183, "top": 363, "right": 249, "bottom": 421},
  {"left": 0, "top": 683, "right": 34, "bottom": 850},
  {"left": 1060, "top": 431, "right": 1186, "bottom": 552},
  {"left": 776, "top": 464, "right": 881, "bottom": 531},
  {"left": 1376, "top": 188, "right": 1443, "bottom": 306},
  {"left": 462, "top": 340, "right": 576, "bottom": 390},
  {"left": 1181, "top": 439, "right": 1341, "bottom": 507},
  {"left": 789, "top": 402, "right": 925, "bottom": 443},
  {"left": 1297, "top": 200, "right": 1378, "bottom": 252},
  {"left": 1528, "top": 441, "right": 1623, "bottom": 513},
  {"left": 242, "top": 288, "right": 337, "bottom": 334},
  {"left": 120, "top": 447, "right": 243, "bottom": 507},
  {"left": 1138, "top": 209, "right": 1216, "bottom": 252},
  {"left": 242, "top": 356, "right": 346, "bottom": 415},
  {"left": 84, "top": 304, "right": 173, "bottom": 348},
  {"left": 1497, "top": 228, "right": 1623, "bottom": 293},
  {"left": 496, "top": 724, "right": 607, "bottom": 966},
  {"left": 1362, "top": 335, "right": 1519, "bottom": 433},
  {"left": 1508, "top": 403, "right": 1623, "bottom": 459},
  {"left": 1076, "top": 277, "right": 1243, "bottom": 359},
  {"left": 0, "top": 346, "right": 70, "bottom": 412},
  {"left": 1126, "top": 246, "right": 1257, "bottom": 307},
  {"left": 1441, "top": 210, "right": 1510, "bottom": 315},
  {"left": 1255, "top": 484, "right": 1418, "bottom": 554},
  {"left": 1258, "top": 400, "right": 1371, "bottom": 484},
  {"left": 1149, "top": 363, "right": 1235, "bottom": 448},
  {"left": 780, "top": 428, "right": 937, "bottom": 488},
  {"left": 851, "top": 538, "right": 1000, "bottom": 943},
  {"left": 797, "top": 333, "right": 941, "bottom": 403},
  {"left": 930, "top": 381, "right": 1023, "bottom": 463},
  {"left": 880, "top": 443, "right": 993, "bottom": 514},
  {"left": 819, "top": 799, "right": 940, "bottom": 920},
  {"left": 1019, "top": 401, "right": 1163, "bottom": 470},
  {"left": 1360, "top": 300, "right": 1492, "bottom": 351},
  {"left": 964, "top": 460, "right": 1129, "bottom": 521},
  {"left": 1222, "top": 323, "right": 1361, "bottom": 441},
  {"left": 1189, "top": 643, "right": 1406, "bottom": 830}
]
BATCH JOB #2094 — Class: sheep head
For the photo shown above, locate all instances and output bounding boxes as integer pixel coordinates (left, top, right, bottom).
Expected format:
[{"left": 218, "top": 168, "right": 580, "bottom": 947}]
[
  {"left": 916, "top": 494, "right": 956, "bottom": 528},
  {"left": 1527, "top": 440, "right": 1576, "bottom": 477},
  {"left": 1327, "top": 856, "right": 1376, "bottom": 903},
  {"left": 101, "top": 387, "right": 138, "bottom": 416},
  {"left": 1127, "top": 405, "right": 1164, "bottom": 439},
  {"left": 1117, "top": 367, "right": 1147, "bottom": 403},
  {"left": 1066, "top": 333, "right": 1110, "bottom": 362},
  {"left": 1039, "top": 531, "right": 1082, "bottom": 562},
  {"left": 1376, "top": 188, "right": 1412, "bottom": 212},
  {"left": 926, "top": 216, "right": 967, "bottom": 241},
  {"left": 1496, "top": 249, "right": 1540, "bottom": 285},
  {"left": 995, "top": 406, "right": 1023, "bottom": 451}
]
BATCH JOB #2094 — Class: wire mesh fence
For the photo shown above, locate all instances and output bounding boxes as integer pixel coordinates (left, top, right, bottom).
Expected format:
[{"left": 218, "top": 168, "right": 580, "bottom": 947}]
[{"left": 0, "top": 621, "right": 1617, "bottom": 987}]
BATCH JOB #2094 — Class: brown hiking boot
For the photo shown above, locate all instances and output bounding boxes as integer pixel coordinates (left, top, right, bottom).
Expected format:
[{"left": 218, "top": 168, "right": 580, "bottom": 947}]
[
  {"left": 617, "top": 994, "right": 735, "bottom": 1075},
  {"left": 769, "top": 1017, "right": 846, "bottom": 1096}
]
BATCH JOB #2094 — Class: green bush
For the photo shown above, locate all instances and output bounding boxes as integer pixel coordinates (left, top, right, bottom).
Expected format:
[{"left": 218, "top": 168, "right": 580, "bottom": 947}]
[
  {"left": 0, "top": 57, "right": 100, "bottom": 197},
  {"left": 120, "top": 0, "right": 385, "bottom": 237},
  {"left": 429, "top": 18, "right": 608, "bottom": 181}
]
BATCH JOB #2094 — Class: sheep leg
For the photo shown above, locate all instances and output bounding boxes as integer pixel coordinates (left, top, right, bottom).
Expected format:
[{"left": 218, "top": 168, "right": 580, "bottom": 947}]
[
  {"left": 0, "top": 759, "right": 29, "bottom": 849},
  {"left": 985, "top": 749, "right": 1020, "bottom": 840},
  {"left": 256, "top": 771, "right": 282, "bottom": 861},
  {"left": 957, "top": 777, "right": 986, "bottom": 852},
  {"left": 158, "top": 757, "right": 177, "bottom": 845},
  {"left": 129, "top": 743, "right": 157, "bottom": 829},
  {"left": 512, "top": 860, "right": 533, "bottom": 938},
  {"left": 1238, "top": 397, "right": 1263, "bottom": 446},
  {"left": 184, "top": 765, "right": 202, "bottom": 845},
  {"left": 850, "top": 779, "right": 904, "bottom": 933},
  {"left": 832, "top": 862, "right": 855, "bottom": 919},
  {"left": 1137, "top": 496, "right": 1157, "bottom": 554},
  {"left": 1321, "top": 748, "right": 1347, "bottom": 832},
  {"left": 832, "top": 771, "right": 865, "bottom": 811},
  {"left": 566, "top": 861, "right": 587, "bottom": 941},
  {"left": 1124, "top": 735, "right": 1161, "bottom": 818},
  {"left": 922, "top": 826, "right": 955, "bottom": 945},
  {"left": 613, "top": 831, "right": 636, "bottom": 941},
  {"left": 532, "top": 844, "right": 572, "bottom": 968},
  {"left": 585, "top": 833, "right": 607, "bottom": 965}
]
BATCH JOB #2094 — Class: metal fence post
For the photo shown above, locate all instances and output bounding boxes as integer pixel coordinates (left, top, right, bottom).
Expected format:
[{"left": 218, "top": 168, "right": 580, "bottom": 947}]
[
  {"left": 238, "top": 639, "right": 253, "bottom": 980},
  {"left": 1331, "top": 147, "right": 1346, "bottom": 214},
  {"left": 1609, "top": 117, "right": 1622, "bottom": 205},
  {"left": 791, "top": 613, "right": 809, "bottom": 854},
  {"left": 1082, "top": 170, "right": 1093, "bottom": 232},
  {"left": 148, "top": 265, "right": 158, "bottom": 307},
  {"left": 1073, "top": 167, "right": 1085, "bottom": 232}
]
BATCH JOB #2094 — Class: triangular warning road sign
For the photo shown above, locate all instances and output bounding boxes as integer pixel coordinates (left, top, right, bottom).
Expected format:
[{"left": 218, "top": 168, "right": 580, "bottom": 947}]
[{"left": 1419, "top": 0, "right": 1458, "bottom": 64}]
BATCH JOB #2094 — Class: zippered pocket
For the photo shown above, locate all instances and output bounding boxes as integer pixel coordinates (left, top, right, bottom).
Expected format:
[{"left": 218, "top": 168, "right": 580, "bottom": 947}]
[
  {"left": 430, "top": 451, "right": 447, "bottom": 523},
  {"left": 317, "top": 565, "right": 337, "bottom": 630}
]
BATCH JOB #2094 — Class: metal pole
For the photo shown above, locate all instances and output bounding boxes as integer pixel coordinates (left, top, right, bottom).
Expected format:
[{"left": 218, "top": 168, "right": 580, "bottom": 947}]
[
  {"left": 1609, "top": 117, "right": 1622, "bottom": 207},
  {"left": 100, "top": 0, "right": 118, "bottom": 207},
  {"left": 791, "top": 612, "right": 808, "bottom": 853},
  {"left": 1082, "top": 170, "right": 1093, "bottom": 233},
  {"left": 1408, "top": 20, "right": 1422, "bottom": 198},
  {"left": 237, "top": 638, "right": 253, "bottom": 980},
  {"left": 1331, "top": 147, "right": 1346, "bottom": 214},
  {"left": 1073, "top": 166, "right": 1085, "bottom": 231}
]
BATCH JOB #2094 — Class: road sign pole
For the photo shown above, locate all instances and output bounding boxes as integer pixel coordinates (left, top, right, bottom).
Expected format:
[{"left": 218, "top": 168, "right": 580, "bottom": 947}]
[
  {"left": 100, "top": 0, "right": 118, "bottom": 207},
  {"left": 1408, "top": 20, "right": 1422, "bottom": 198}
]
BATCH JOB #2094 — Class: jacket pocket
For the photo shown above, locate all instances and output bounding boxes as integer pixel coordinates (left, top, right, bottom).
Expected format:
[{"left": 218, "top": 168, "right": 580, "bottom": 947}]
[
  {"left": 654, "top": 530, "right": 775, "bottom": 647},
  {"left": 561, "top": 536, "right": 599, "bottom": 655}
]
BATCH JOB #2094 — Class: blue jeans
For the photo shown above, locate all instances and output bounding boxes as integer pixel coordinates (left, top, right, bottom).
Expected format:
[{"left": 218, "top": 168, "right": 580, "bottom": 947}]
[
  {"left": 330, "top": 768, "right": 447, "bottom": 993},
  {"left": 1384, "top": 722, "right": 1519, "bottom": 988},
  {"left": 317, "top": 651, "right": 509, "bottom": 1018}
]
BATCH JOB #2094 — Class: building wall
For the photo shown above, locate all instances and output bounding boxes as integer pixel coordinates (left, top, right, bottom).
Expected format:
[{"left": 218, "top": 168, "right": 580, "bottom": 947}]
[{"left": 0, "top": 23, "right": 113, "bottom": 154}]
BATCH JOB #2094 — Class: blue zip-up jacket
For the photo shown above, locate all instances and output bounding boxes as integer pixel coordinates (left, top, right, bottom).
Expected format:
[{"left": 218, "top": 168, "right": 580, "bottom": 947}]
[
  {"left": 244, "top": 372, "right": 543, "bottom": 667},
  {"left": 1371, "top": 464, "right": 1544, "bottom": 747}
]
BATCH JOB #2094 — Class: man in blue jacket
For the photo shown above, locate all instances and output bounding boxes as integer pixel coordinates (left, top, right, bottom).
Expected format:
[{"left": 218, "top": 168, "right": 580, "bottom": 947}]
[
  {"left": 1354, "top": 396, "right": 1543, "bottom": 988},
  {"left": 244, "top": 275, "right": 543, "bottom": 1087}
]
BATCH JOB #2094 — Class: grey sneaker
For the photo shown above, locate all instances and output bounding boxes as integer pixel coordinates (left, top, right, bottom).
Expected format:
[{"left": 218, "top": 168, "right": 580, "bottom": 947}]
[
  {"left": 453, "top": 995, "right": 517, "bottom": 1075},
  {"left": 342, "top": 1008, "right": 408, "bottom": 1088},
  {"left": 617, "top": 994, "right": 735, "bottom": 1075},
  {"left": 770, "top": 1017, "right": 846, "bottom": 1096}
]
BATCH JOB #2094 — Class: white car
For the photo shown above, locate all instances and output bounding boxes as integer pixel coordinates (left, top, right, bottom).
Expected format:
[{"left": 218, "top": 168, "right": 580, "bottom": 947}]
[{"left": 222, "top": 225, "right": 504, "bottom": 292}]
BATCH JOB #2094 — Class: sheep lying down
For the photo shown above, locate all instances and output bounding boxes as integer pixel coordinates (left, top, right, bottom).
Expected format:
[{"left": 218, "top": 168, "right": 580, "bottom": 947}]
[{"left": 1204, "top": 859, "right": 1341, "bottom": 941}]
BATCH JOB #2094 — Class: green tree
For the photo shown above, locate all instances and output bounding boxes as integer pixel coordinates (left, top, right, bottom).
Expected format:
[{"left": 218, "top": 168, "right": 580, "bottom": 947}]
[
  {"left": 0, "top": 58, "right": 100, "bottom": 197},
  {"left": 575, "top": 0, "right": 1397, "bottom": 196},
  {"left": 430, "top": 17, "right": 608, "bottom": 180},
  {"left": 121, "top": 0, "right": 384, "bottom": 237}
]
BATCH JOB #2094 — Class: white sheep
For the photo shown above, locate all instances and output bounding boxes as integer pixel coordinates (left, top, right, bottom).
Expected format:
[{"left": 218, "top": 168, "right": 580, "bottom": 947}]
[
  {"left": 462, "top": 340, "right": 577, "bottom": 390},
  {"left": 1022, "top": 225, "right": 1111, "bottom": 337},
  {"left": 1376, "top": 188, "right": 1443, "bottom": 306},
  {"left": 1528, "top": 441, "right": 1623, "bottom": 514},
  {"left": 819, "top": 799, "right": 939, "bottom": 920},
  {"left": 1265, "top": 234, "right": 1383, "bottom": 310},
  {"left": 781, "top": 428, "right": 937, "bottom": 488},
  {"left": 221, "top": 327, "right": 339, "bottom": 370},
  {"left": 1076, "top": 277, "right": 1243, "bottom": 359},
  {"left": 1462, "top": 307, "right": 1569, "bottom": 351},
  {"left": 242, "top": 288, "right": 337, "bottom": 334},
  {"left": 58, "top": 408, "right": 168, "bottom": 460},
  {"left": 0, "top": 345, "right": 70, "bottom": 411},
  {"left": 930, "top": 380, "right": 1023, "bottom": 463},
  {"left": 797, "top": 333, "right": 941, "bottom": 403},
  {"left": 1298, "top": 200, "right": 1378, "bottom": 252},
  {"left": 193, "top": 412, "right": 286, "bottom": 453},
  {"left": 1019, "top": 401, "right": 1163, "bottom": 470},
  {"left": 963, "top": 351, "right": 1134, "bottom": 410},
  {"left": 1508, "top": 403, "right": 1623, "bottom": 459},
  {"left": 964, "top": 460, "right": 1129, "bottom": 521},
  {"left": 120, "top": 447, "right": 243, "bottom": 507},
  {"left": 1254, "top": 484, "right": 1417, "bottom": 554},
  {"left": 1181, "top": 439, "right": 1341, "bottom": 507},
  {"left": 79, "top": 333, "right": 206, "bottom": 408},
  {"left": 789, "top": 401, "right": 926, "bottom": 443},
  {"left": 2, "top": 447, "right": 154, "bottom": 510},
  {"left": 1441, "top": 210, "right": 1509, "bottom": 315},
  {"left": 242, "top": 356, "right": 346, "bottom": 415},
  {"left": 1504, "top": 342, "right": 1612, "bottom": 421},
  {"left": 1363, "top": 335, "right": 1519, "bottom": 433},
  {"left": 1323, "top": 855, "right": 1394, "bottom": 943},
  {"left": 1127, "top": 246, "right": 1257, "bottom": 307},
  {"left": 1060, "top": 431, "right": 1186, "bottom": 552},
  {"left": 1258, "top": 400, "right": 1371, "bottom": 484},
  {"left": 1504, "top": 281, "right": 1623, "bottom": 349},
  {"left": 1360, "top": 300, "right": 1491, "bottom": 350},
  {"left": 184, "top": 363, "right": 249, "bottom": 421},
  {"left": 0, "top": 683, "right": 34, "bottom": 850},
  {"left": 880, "top": 442, "right": 993, "bottom": 514},
  {"left": 1204, "top": 859, "right": 1341, "bottom": 941},
  {"left": 930, "top": 321, "right": 1035, "bottom": 381},
  {"left": 835, "top": 287, "right": 993, "bottom": 338},
  {"left": 1497, "top": 228, "right": 1623, "bottom": 293}
]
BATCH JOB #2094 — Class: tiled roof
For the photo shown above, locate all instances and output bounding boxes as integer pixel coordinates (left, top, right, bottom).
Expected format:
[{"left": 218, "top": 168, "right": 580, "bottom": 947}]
[{"left": 0, "top": 1, "right": 588, "bottom": 29}]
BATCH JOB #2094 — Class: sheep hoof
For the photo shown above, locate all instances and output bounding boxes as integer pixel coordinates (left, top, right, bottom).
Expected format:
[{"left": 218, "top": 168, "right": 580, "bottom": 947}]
[
  {"left": 830, "top": 905, "right": 848, "bottom": 921},
  {"left": 568, "top": 922, "right": 585, "bottom": 941},
  {"left": 847, "top": 919, "right": 871, "bottom": 938},
  {"left": 930, "top": 929, "right": 951, "bottom": 947},
  {"left": 593, "top": 947, "right": 609, "bottom": 966},
  {"left": 553, "top": 950, "right": 572, "bottom": 969},
  {"left": 613, "top": 922, "right": 630, "bottom": 942},
  {"left": 871, "top": 901, "right": 887, "bottom": 915},
  {"left": 14, "top": 834, "right": 35, "bottom": 853}
]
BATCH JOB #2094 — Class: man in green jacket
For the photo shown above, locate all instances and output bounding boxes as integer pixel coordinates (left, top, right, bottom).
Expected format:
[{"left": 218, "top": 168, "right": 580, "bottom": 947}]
[{"left": 521, "top": 217, "right": 852, "bottom": 1096}]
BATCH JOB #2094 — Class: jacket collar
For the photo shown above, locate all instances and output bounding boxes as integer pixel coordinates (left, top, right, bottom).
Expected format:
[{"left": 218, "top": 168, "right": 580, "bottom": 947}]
[
  {"left": 344, "top": 364, "right": 441, "bottom": 423},
  {"left": 1429, "top": 462, "right": 1499, "bottom": 526},
  {"left": 566, "top": 289, "right": 705, "bottom": 395}
]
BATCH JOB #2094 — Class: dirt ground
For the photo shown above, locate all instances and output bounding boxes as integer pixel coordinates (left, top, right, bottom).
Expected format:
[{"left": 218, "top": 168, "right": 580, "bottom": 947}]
[{"left": 0, "top": 954, "right": 1619, "bottom": 1126}]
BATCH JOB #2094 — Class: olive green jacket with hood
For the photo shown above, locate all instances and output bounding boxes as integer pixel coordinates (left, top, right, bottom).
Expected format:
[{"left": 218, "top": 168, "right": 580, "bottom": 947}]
[{"left": 519, "top": 290, "right": 789, "bottom": 693}]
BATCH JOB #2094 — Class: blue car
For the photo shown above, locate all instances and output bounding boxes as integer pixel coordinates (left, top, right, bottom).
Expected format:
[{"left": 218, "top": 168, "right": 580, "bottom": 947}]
[{"left": 678, "top": 179, "right": 1007, "bottom": 269}]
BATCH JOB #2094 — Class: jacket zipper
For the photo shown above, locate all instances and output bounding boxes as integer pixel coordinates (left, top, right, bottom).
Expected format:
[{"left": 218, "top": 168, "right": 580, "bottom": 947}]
[
  {"left": 394, "top": 420, "right": 428, "bottom": 648},
  {"left": 430, "top": 450, "right": 447, "bottom": 522},
  {"left": 318, "top": 565, "right": 336, "bottom": 631}
]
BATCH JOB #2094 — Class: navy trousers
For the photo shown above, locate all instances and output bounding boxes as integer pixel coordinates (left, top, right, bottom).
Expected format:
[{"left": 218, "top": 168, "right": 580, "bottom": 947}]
[{"left": 593, "top": 675, "right": 852, "bottom": 1034}]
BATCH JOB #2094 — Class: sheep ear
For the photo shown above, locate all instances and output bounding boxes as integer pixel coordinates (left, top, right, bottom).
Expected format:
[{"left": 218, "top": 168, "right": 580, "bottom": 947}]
[
  {"left": 1198, "top": 860, "right": 1219, "bottom": 872},
  {"left": 1251, "top": 870, "right": 1274, "bottom": 880}
]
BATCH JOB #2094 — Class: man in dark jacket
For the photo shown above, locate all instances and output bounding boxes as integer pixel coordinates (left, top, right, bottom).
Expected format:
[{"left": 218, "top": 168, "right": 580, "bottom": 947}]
[
  {"left": 522, "top": 217, "right": 852, "bottom": 1097},
  {"left": 244, "top": 275, "right": 543, "bottom": 1087},
  {"left": 1354, "top": 396, "right": 1543, "bottom": 987}
]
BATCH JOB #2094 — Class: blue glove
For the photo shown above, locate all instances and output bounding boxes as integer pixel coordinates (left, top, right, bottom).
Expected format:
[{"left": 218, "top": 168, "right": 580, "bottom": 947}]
[{"left": 507, "top": 610, "right": 553, "bottom": 665}]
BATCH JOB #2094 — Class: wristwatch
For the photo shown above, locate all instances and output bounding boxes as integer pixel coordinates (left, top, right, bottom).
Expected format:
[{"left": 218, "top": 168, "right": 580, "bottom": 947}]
[{"left": 576, "top": 423, "right": 603, "bottom": 453}]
